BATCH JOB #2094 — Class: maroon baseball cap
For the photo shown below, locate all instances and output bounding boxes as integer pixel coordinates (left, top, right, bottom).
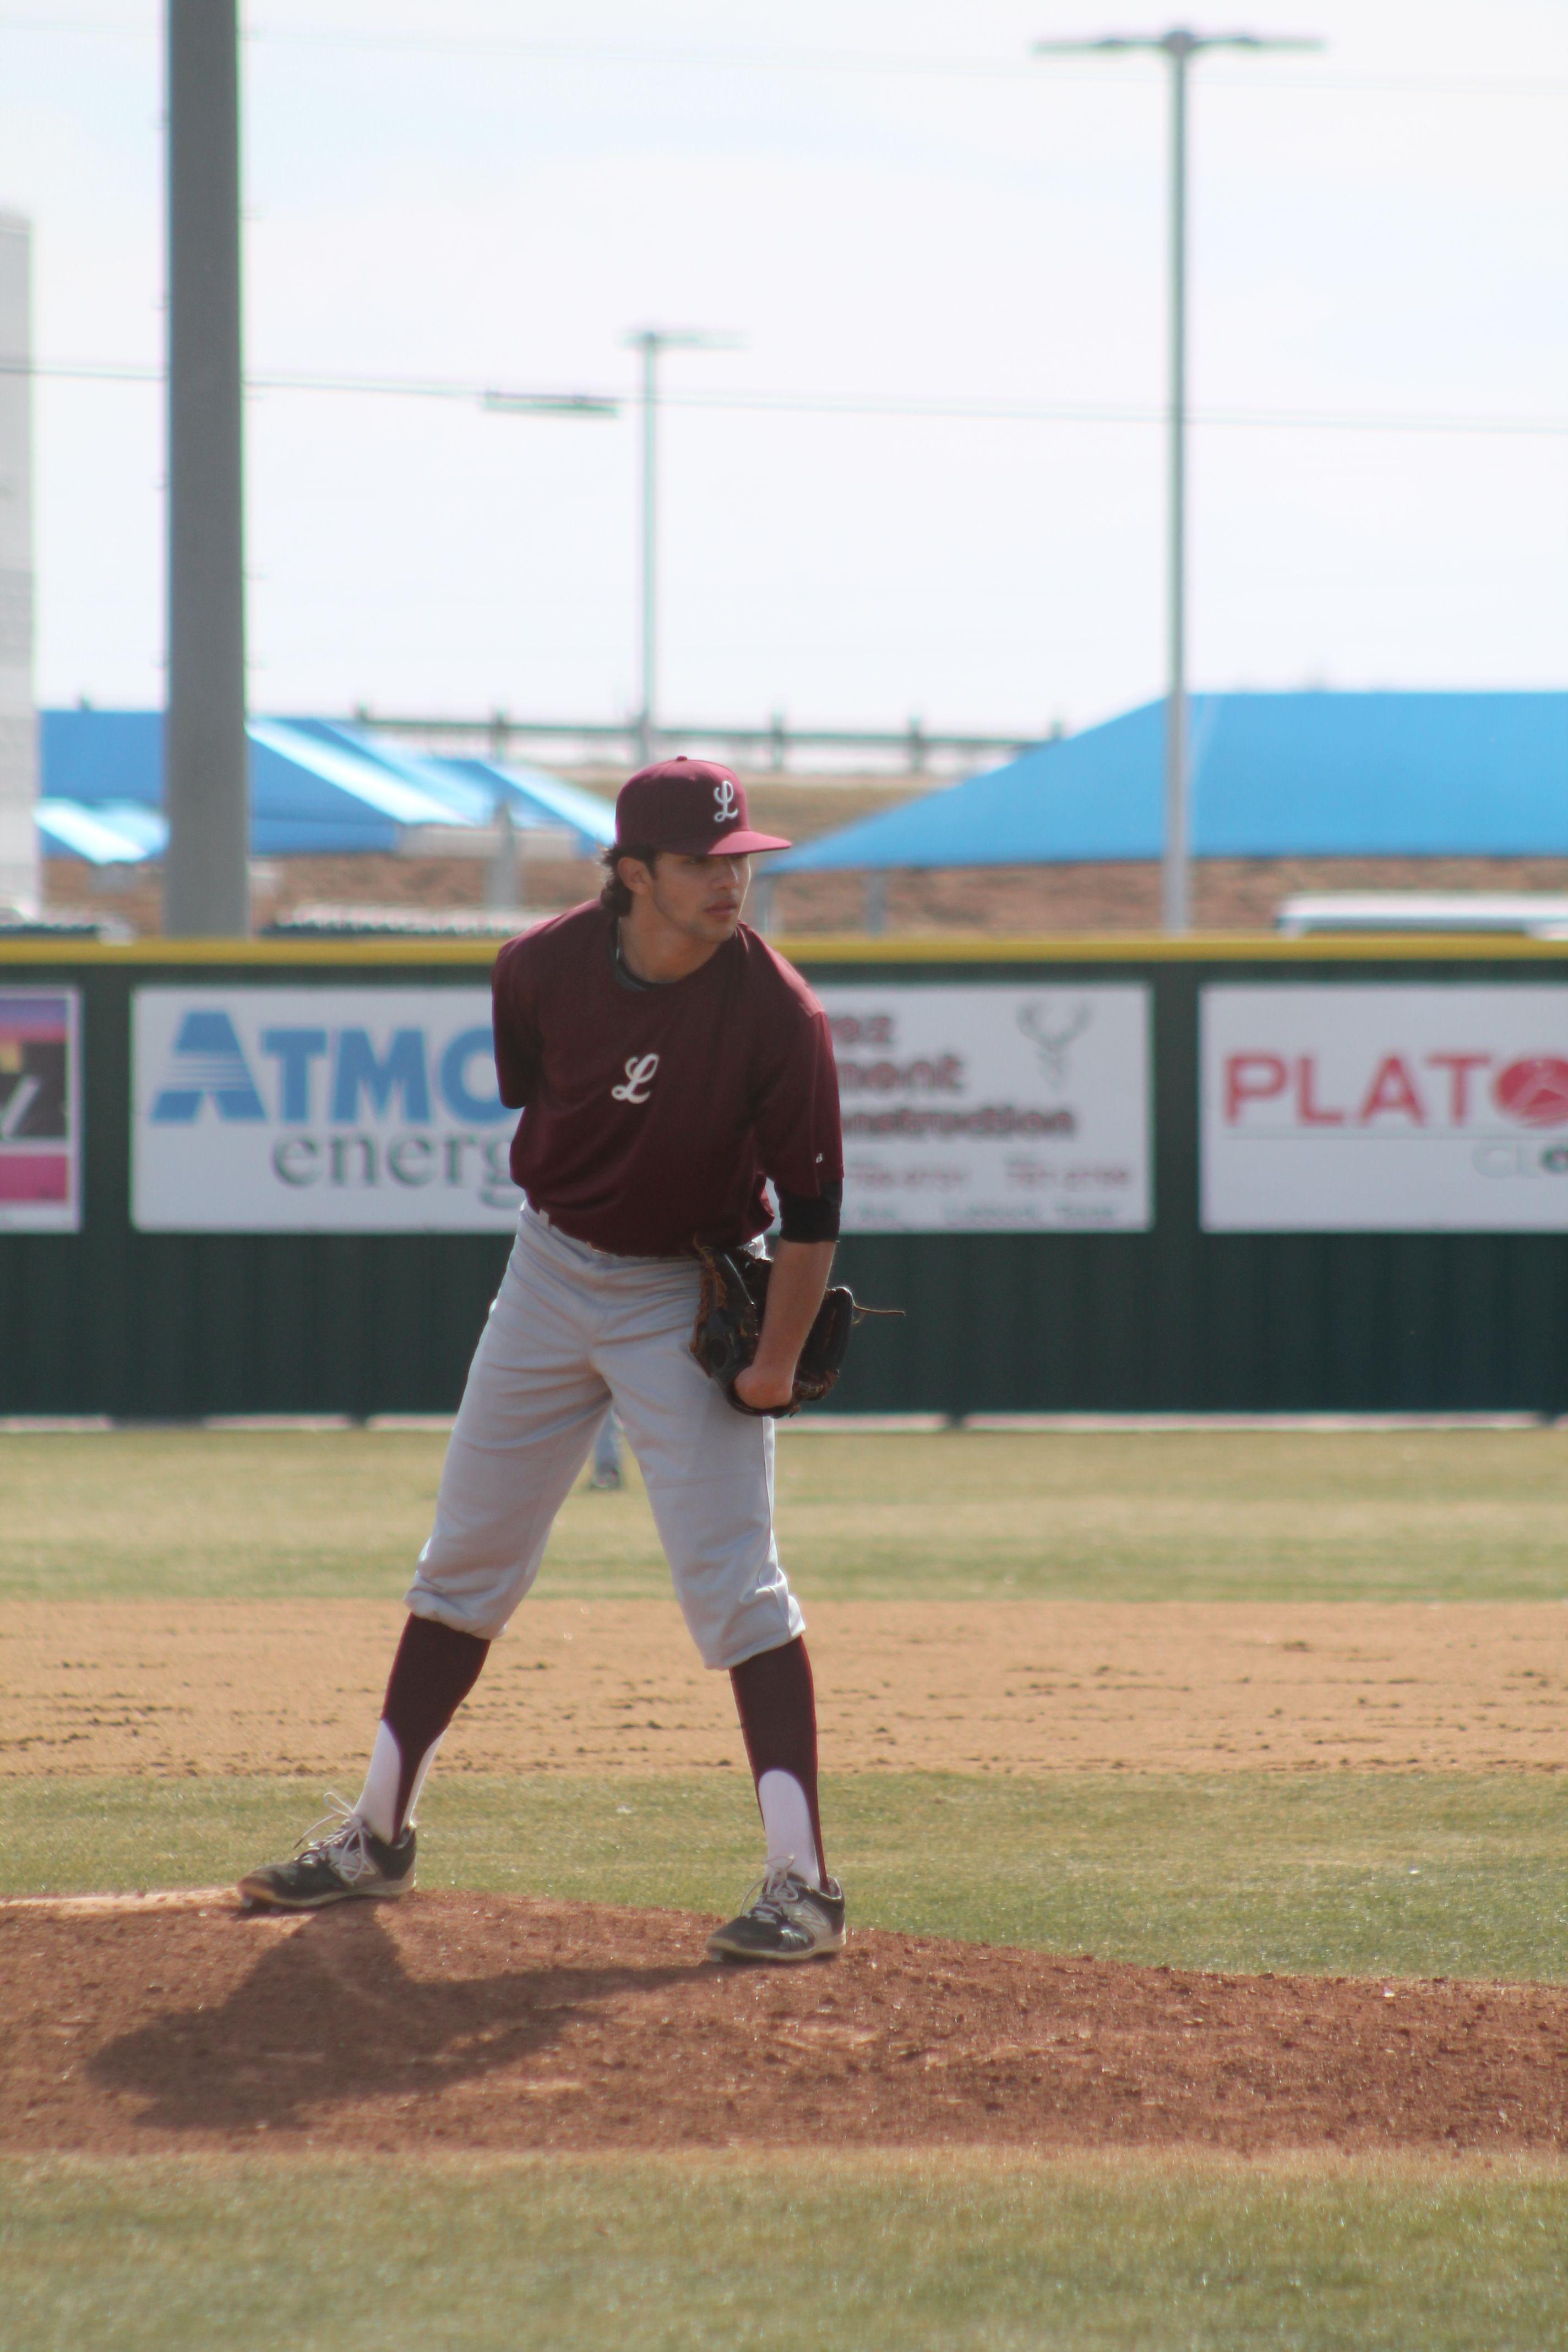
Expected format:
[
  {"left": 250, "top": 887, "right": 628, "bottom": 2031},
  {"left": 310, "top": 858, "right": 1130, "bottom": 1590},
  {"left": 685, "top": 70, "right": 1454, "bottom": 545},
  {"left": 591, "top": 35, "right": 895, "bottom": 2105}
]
[{"left": 614, "top": 756, "right": 791, "bottom": 857}]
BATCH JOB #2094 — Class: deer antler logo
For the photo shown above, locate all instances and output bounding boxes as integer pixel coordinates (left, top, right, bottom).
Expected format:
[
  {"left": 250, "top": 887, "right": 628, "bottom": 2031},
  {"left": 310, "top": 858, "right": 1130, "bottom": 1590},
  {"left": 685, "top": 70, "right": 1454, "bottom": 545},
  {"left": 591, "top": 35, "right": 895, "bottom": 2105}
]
[{"left": 1017, "top": 999, "right": 1091, "bottom": 1087}]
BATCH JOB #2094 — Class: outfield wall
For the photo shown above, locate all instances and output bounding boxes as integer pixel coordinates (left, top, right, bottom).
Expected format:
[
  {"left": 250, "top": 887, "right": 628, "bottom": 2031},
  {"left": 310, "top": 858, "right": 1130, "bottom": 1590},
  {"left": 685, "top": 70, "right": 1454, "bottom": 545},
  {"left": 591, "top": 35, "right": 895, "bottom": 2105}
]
[{"left": 3, "top": 933, "right": 1567, "bottom": 1417}]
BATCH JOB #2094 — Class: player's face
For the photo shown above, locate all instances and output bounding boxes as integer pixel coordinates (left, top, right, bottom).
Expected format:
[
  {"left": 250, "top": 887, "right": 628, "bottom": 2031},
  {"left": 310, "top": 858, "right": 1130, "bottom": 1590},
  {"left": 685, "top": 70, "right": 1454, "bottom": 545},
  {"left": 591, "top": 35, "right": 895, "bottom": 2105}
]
[{"left": 638, "top": 851, "right": 752, "bottom": 944}]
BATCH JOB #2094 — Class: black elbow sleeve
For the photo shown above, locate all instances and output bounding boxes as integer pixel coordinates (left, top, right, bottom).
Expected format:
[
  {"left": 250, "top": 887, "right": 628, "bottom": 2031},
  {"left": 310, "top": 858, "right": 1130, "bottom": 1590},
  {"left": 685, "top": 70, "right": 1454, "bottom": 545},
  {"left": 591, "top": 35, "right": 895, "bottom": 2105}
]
[{"left": 776, "top": 1179, "right": 842, "bottom": 1243}]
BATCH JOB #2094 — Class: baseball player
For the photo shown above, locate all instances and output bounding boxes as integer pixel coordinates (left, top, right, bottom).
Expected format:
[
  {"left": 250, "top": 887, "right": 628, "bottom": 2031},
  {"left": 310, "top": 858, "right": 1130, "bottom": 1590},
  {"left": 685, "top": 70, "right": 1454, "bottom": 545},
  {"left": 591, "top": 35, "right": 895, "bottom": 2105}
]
[
  {"left": 589, "top": 1407, "right": 623, "bottom": 1490},
  {"left": 239, "top": 757, "right": 847, "bottom": 1963}
]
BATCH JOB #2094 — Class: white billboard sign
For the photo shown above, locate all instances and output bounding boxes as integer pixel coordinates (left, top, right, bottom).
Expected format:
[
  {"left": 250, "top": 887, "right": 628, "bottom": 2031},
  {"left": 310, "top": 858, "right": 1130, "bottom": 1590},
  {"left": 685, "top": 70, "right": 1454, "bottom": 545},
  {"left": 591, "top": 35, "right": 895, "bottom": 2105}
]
[
  {"left": 132, "top": 988, "right": 522, "bottom": 1232},
  {"left": 815, "top": 983, "right": 1150, "bottom": 1232},
  {"left": 1202, "top": 983, "right": 1568, "bottom": 1231}
]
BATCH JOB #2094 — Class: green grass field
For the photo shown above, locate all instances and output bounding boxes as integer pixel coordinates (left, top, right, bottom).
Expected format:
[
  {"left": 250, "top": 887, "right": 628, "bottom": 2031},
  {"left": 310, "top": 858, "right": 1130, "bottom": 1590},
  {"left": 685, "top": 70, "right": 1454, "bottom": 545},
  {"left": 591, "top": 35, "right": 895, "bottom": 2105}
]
[
  {"left": 3, "top": 1426, "right": 1565, "bottom": 2348},
  {"left": 4, "top": 2153, "right": 1565, "bottom": 2352},
  {"left": 4, "top": 1424, "right": 1568, "bottom": 1602},
  {"left": 4, "top": 1771, "right": 1565, "bottom": 1984}
]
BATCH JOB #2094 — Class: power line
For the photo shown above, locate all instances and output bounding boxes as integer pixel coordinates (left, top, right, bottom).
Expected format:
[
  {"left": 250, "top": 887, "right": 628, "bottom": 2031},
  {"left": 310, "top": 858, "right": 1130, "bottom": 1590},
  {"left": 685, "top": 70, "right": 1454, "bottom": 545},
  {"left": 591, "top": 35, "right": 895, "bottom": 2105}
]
[
  {"left": 0, "top": 17, "right": 1563, "bottom": 96},
  {"left": 6, "top": 358, "right": 1564, "bottom": 439},
  {"left": 657, "top": 391, "right": 1568, "bottom": 439}
]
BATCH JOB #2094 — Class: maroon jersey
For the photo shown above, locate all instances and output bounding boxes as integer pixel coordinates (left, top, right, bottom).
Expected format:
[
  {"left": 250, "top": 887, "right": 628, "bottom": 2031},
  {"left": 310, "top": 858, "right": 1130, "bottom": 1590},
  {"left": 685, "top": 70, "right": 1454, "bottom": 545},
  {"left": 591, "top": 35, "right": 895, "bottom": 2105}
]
[{"left": 492, "top": 903, "right": 843, "bottom": 1257}]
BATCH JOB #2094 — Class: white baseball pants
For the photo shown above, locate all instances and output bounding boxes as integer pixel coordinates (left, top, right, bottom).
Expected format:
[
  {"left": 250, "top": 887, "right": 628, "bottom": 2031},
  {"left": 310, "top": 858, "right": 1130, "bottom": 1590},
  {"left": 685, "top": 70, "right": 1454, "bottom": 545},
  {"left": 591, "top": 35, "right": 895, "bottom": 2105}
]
[{"left": 405, "top": 1206, "right": 805, "bottom": 1670}]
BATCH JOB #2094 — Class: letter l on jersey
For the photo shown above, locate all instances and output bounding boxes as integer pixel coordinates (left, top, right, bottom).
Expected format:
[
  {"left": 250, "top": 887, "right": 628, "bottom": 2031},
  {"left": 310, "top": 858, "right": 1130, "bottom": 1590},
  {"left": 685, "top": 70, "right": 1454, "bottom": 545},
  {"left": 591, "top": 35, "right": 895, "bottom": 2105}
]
[{"left": 611, "top": 1053, "right": 660, "bottom": 1106}]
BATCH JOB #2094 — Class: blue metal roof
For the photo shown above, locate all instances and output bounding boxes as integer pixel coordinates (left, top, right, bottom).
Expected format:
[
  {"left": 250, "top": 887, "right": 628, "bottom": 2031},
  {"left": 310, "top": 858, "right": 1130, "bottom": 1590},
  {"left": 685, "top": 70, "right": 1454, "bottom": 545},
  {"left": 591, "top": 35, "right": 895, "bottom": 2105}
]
[
  {"left": 36, "top": 798, "right": 166, "bottom": 864},
  {"left": 42, "top": 710, "right": 163, "bottom": 810},
  {"left": 37, "top": 710, "right": 615, "bottom": 862},
  {"left": 410, "top": 753, "right": 618, "bottom": 846},
  {"left": 271, "top": 724, "right": 621, "bottom": 842},
  {"left": 774, "top": 692, "right": 1568, "bottom": 872}
]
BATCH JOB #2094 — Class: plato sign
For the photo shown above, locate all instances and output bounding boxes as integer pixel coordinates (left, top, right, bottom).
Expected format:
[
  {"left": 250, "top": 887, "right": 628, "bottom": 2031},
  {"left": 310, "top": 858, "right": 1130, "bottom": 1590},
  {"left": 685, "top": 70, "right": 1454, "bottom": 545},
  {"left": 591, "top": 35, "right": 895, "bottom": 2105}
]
[
  {"left": 813, "top": 983, "right": 1151, "bottom": 1233},
  {"left": 1202, "top": 983, "right": 1568, "bottom": 1231}
]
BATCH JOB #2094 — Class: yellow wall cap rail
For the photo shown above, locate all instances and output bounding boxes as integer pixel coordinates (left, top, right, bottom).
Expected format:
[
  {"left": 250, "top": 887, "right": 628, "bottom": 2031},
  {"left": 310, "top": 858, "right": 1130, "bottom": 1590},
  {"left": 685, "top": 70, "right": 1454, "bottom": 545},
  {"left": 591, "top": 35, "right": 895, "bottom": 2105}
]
[{"left": 4, "top": 929, "right": 1568, "bottom": 968}]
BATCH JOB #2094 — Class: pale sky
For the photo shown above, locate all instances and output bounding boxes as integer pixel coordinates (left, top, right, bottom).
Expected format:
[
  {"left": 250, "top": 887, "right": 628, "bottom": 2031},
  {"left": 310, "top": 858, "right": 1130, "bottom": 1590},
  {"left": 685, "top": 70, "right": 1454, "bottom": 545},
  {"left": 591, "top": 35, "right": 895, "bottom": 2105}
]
[{"left": 3, "top": 0, "right": 1565, "bottom": 737}]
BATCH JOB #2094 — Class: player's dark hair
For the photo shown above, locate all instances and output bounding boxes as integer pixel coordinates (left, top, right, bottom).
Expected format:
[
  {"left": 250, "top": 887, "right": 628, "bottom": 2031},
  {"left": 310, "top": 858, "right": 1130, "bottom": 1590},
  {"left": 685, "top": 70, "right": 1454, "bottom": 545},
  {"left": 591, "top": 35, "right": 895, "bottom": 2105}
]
[{"left": 600, "top": 842, "right": 663, "bottom": 916}]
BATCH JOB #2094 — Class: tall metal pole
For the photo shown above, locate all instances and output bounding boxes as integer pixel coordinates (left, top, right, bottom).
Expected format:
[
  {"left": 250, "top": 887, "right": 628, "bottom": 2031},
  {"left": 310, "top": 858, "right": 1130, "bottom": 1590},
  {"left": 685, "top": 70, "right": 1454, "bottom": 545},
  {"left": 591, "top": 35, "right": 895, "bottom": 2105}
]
[
  {"left": 625, "top": 326, "right": 739, "bottom": 772},
  {"left": 1032, "top": 28, "right": 1322, "bottom": 935},
  {"left": 163, "top": 0, "right": 249, "bottom": 938},
  {"left": 0, "top": 214, "right": 37, "bottom": 919},
  {"left": 1163, "top": 35, "right": 1190, "bottom": 935},
  {"left": 636, "top": 333, "right": 658, "bottom": 768}
]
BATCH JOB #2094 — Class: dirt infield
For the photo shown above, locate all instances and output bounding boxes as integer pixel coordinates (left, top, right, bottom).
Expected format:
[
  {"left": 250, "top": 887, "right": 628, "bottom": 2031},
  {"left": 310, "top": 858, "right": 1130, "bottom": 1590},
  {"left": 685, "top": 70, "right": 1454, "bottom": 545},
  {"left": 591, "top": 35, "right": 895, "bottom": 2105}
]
[
  {"left": 3, "top": 1599, "right": 1564, "bottom": 1778},
  {"left": 2, "top": 1890, "right": 1564, "bottom": 2159}
]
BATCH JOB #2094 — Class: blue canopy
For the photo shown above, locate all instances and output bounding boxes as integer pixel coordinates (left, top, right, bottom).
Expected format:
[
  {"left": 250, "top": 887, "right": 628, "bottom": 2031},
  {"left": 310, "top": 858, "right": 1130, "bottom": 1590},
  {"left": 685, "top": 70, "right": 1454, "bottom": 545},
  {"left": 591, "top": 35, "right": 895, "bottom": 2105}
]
[
  {"left": 772, "top": 692, "right": 1568, "bottom": 872},
  {"left": 37, "top": 710, "right": 616, "bottom": 863}
]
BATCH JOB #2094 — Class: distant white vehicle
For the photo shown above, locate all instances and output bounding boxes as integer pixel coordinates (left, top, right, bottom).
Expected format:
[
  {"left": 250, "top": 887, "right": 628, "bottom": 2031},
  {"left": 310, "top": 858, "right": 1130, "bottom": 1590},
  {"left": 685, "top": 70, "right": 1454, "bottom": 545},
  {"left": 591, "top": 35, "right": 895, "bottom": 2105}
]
[{"left": 1276, "top": 894, "right": 1568, "bottom": 941}]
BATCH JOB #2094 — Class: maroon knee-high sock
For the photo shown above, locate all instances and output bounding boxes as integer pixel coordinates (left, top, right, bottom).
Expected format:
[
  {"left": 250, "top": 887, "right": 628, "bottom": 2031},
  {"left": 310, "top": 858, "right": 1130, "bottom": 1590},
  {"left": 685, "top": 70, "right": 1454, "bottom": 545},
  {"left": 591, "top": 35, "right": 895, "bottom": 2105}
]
[
  {"left": 381, "top": 1614, "right": 490, "bottom": 1833},
  {"left": 729, "top": 1635, "right": 825, "bottom": 1882}
]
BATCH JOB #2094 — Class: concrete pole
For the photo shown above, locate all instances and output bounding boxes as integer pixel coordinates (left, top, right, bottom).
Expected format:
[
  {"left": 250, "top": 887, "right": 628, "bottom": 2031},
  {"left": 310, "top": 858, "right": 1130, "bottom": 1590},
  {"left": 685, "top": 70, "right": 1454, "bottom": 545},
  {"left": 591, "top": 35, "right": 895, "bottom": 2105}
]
[
  {"left": 163, "top": 0, "right": 249, "bottom": 938},
  {"left": 1161, "top": 34, "right": 1191, "bottom": 936},
  {"left": 0, "top": 214, "right": 37, "bottom": 918},
  {"left": 635, "top": 334, "right": 657, "bottom": 769},
  {"left": 484, "top": 798, "right": 519, "bottom": 910}
]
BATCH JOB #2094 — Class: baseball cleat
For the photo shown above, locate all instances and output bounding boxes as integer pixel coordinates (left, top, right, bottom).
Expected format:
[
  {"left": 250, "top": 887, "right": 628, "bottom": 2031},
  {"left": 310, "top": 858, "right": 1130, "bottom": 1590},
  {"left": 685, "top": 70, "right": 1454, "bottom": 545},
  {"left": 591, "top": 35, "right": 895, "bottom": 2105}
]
[
  {"left": 707, "top": 1863, "right": 846, "bottom": 1963},
  {"left": 237, "top": 1798, "right": 416, "bottom": 1911}
]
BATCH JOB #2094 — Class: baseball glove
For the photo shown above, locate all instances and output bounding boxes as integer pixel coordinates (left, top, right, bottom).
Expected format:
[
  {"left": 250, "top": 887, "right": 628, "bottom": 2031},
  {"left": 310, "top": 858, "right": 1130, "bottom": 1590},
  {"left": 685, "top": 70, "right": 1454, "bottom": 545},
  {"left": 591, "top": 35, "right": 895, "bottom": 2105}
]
[{"left": 690, "top": 1246, "right": 868, "bottom": 1419}]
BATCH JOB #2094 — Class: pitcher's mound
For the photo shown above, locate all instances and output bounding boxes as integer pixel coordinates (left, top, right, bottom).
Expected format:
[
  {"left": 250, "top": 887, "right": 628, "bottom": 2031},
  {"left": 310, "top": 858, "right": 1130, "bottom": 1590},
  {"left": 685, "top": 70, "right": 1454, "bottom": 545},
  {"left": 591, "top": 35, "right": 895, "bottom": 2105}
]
[{"left": 3, "top": 1891, "right": 1564, "bottom": 2157}]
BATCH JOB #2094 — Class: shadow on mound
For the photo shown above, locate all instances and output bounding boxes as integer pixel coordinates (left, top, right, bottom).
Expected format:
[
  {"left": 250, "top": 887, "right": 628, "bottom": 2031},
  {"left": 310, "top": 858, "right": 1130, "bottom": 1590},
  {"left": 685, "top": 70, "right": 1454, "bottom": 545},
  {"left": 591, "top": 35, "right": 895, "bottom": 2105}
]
[{"left": 90, "top": 1903, "right": 708, "bottom": 2135}]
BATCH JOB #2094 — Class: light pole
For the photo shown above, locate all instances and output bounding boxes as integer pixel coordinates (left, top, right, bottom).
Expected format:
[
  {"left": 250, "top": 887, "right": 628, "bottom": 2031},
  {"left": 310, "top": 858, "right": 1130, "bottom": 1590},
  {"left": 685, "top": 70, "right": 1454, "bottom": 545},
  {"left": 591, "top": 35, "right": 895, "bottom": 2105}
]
[
  {"left": 481, "top": 387, "right": 619, "bottom": 901},
  {"left": 625, "top": 329, "right": 740, "bottom": 767},
  {"left": 164, "top": 0, "right": 248, "bottom": 938},
  {"left": 1033, "top": 28, "right": 1321, "bottom": 933}
]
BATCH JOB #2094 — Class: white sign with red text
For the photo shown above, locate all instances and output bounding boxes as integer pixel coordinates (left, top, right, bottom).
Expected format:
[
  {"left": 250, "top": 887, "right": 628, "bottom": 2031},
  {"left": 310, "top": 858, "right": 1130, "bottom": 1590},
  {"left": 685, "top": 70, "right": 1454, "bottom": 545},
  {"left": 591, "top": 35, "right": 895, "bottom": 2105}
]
[
  {"left": 813, "top": 984, "right": 1150, "bottom": 1232},
  {"left": 1201, "top": 984, "right": 1568, "bottom": 1231}
]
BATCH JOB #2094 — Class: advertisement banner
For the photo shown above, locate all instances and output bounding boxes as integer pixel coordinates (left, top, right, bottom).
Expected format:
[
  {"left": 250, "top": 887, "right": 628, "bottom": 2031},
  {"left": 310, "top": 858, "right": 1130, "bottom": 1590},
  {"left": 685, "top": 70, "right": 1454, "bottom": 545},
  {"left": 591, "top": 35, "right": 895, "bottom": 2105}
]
[
  {"left": 132, "top": 988, "right": 521, "bottom": 1232},
  {"left": 815, "top": 983, "right": 1151, "bottom": 1232},
  {"left": 0, "top": 987, "right": 81, "bottom": 1233},
  {"left": 1202, "top": 983, "right": 1568, "bottom": 1231}
]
